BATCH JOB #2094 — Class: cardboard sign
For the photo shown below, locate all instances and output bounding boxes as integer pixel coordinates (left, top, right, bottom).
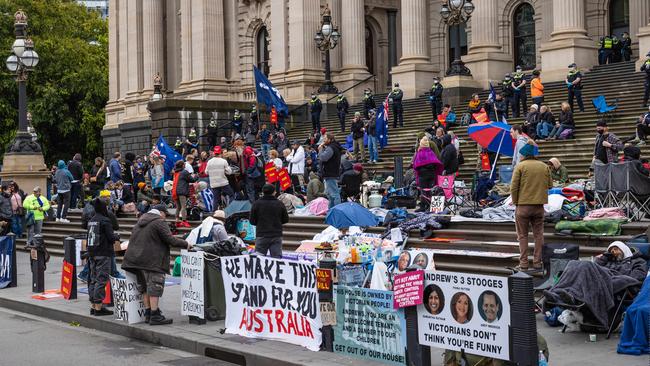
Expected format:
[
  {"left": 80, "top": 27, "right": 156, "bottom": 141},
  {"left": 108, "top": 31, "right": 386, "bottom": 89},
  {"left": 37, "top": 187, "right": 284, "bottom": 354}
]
[
  {"left": 220, "top": 255, "right": 322, "bottom": 351},
  {"left": 429, "top": 195, "right": 445, "bottom": 213},
  {"left": 264, "top": 162, "right": 278, "bottom": 183},
  {"left": 180, "top": 250, "right": 205, "bottom": 319},
  {"left": 110, "top": 273, "right": 146, "bottom": 324},
  {"left": 338, "top": 265, "right": 365, "bottom": 287},
  {"left": 417, "top": 270, "right": 511, "bottom": 361},
  {"left": 393, "top": 270, "right": 424, "bottom": 309},
  {"left": 60, "top": 260, "right": 74, "bottom": 300},
  {"left": 316, "top": 268, "right": 333, "bottom": 302},
  {"left": 0, "top": 236, "right": 14, "bottom": 288},
  {"left": 394, "top": 250, "right": 436, "bottom": 273},
  {"left": 320, "top": 301, "right": 336, "bottom": 326},
  {"left": 333, "top": 286, "right": 407, "bottom": 365},
  {"left": 278, "top": 168, "right": 292, "bottom": 191}
]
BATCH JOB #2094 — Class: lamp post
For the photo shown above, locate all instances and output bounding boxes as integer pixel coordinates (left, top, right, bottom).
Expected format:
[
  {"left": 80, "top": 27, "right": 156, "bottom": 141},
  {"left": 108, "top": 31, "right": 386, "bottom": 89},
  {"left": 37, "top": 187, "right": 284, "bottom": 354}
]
[
  {"left": 5, "top": 9, "right": 40, "bottom": 153},
  {"left": 314, "top": 4, "right": 341, "bottom": 94},
  {"left": 440, "top": 0, "right": 474, "bottom": 76}
]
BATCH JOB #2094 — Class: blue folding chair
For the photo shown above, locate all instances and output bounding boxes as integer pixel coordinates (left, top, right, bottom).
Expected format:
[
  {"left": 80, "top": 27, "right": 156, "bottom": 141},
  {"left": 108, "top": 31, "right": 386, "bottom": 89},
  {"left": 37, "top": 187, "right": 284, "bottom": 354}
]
[{"left": 592, "top": 95, "right": 618, "bottom": 123}]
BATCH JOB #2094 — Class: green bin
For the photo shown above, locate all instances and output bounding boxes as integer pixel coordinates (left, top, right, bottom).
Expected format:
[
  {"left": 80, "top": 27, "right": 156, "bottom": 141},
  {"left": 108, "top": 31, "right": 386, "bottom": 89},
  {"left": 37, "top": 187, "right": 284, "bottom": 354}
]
[{"left": 203, "top": 257, "right": 226, "bottom": 321}]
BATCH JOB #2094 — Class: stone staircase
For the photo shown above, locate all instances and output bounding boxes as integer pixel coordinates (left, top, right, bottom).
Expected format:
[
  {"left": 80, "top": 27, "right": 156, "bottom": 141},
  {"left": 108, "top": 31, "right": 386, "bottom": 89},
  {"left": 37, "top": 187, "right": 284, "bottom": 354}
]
[
  {"left": 16, "top": 210, "right": 647, "bottom": 275},
  {"left": 286, "top": 61, "right": 649, "bottom": 181}
]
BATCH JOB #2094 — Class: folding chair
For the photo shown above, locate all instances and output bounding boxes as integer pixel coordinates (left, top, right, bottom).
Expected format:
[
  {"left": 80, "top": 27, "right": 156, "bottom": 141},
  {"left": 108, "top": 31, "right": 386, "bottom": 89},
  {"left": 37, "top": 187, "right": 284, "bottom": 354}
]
[
  {"left": 609, "top": 162, "right": 650, "bottom": 221},
  {"left": 534, "top": 243, "right": 580, "bottom": 312},
  {"left": 591, "top": 95, "right": 618, "bottom": 124}
]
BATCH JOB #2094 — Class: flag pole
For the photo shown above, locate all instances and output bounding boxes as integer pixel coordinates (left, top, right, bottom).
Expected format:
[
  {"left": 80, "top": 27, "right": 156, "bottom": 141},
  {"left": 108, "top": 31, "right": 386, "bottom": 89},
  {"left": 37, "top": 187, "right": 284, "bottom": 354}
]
[{"left": 489, "top": 130, "right": 507, "bottom": 180}]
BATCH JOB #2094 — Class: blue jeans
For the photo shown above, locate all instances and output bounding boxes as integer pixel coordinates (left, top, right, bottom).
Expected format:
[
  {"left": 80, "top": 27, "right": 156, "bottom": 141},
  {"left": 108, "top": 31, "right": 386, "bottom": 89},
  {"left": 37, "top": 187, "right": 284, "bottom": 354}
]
[
  {"left": 536, "top": 122, "right": 552, "bottom": 138},
  {"left": 261, "top": 144, "right": 271, "bottom": 161},
  {"left": 324, "top": 178, "right": 341, "bottom": 209},
  {"left": 368, "top": 136, "right": 378, "bottom": 162},
  {"left": 549, "top": 124, "right": 570, "bottom": 139}
]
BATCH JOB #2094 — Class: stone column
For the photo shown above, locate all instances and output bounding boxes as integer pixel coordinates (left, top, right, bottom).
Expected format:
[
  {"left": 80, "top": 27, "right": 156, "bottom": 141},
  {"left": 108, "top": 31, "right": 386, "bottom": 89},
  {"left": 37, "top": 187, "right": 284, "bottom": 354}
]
[
  {"left": 328, "top": 0, "right": 342, "bottom": 71},
  {"left": 638, "top": 21, "right": 650, "bottom": 69},
  {"left": 270, "top": 0, "right": 289, "bottom": 76},
  {"left": 126, "top": 0, "right": 142, "bottom": 95},
  {"left": 539, "top": 0, "right": 597, "bottom": 81},
  {"left": 108, "top": 0, "right": 119, "bottom": 102},
  {"left": 192, "top": 0, "right": 226, "bottom": 80},
  {"left": 463, "top": 0, "right": 512, "bottom": 88},
  {"left": 142, "top": 0, "right": 164, "bottom": 92},
  {"left": 387, "top": 10, "right": 398, "bottom": 72},
  {"left": 630, "top": 0, "right": 650, "bottom": 55},
  {"left": 341, "top": 0, "right": 366, "bottom": 71},
  {"left": 391, "top": 0, "right": 437, "bottom": 98},
  {"left": 180, "top": 1, "right": 192, "bottom": 84},
  {"left": 285, "top": 0, "right": 322, "bottom": 103}
]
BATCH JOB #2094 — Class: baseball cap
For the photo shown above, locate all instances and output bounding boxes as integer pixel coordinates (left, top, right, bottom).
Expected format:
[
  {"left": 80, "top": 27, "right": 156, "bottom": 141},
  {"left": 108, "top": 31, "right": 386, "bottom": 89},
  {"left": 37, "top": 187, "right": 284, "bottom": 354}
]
[
  {"left": 152, "top": 204, "right": 169, "bottom": 214},
  {"left": 213, "top": 146, "right": 222, "bottom": 155}
]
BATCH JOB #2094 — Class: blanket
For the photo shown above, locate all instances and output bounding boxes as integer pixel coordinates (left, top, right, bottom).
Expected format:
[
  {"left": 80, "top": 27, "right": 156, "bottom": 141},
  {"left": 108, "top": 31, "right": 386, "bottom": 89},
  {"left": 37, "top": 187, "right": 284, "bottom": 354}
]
[
  {"left": 398, "top": 212, "right": 442, "bottom": 233},
  {"left": 618, "top": 277, "right": 650, "bottom": 355},
  {"left": 555, "top": 219, "right": 626, "bottom": 236},
  {"left": 544, "top": 260, "right": 615, "bottom": 326},
  {"left": 482, "top": 204, "right": 516, "bottom": 221}
]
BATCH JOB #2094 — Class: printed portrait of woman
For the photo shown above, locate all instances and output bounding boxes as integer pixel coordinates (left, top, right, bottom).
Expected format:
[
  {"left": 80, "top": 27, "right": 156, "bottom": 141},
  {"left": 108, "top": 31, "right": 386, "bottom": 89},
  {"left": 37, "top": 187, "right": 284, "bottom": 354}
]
[
  {"left": 397, "top": 251, "right": 411, "bottom": 272},
  {"left": 423, "top": 284, "right": 444, "bottom": 315},
  {"left": 413, "top": 253, "right": 429, "bottom": 269},
  {"left": 450, "top": 292, "right": 473, "bottom": 324}
]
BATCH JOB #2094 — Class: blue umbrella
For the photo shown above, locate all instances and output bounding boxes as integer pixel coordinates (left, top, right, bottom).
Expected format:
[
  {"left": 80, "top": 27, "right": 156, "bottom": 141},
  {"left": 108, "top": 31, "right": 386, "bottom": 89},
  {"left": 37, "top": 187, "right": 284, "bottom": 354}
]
[
  {"left": 224, "top": 200, "right": 251, "bottom": 218},
  {"left": 325, "top": 202, "right": 378, "bottom": 229}
]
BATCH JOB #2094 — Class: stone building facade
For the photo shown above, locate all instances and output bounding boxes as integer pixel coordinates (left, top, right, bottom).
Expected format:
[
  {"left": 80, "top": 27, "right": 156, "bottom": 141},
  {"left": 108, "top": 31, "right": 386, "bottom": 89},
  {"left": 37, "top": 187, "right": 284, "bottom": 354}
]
[{"left": 104, "top": 0, "right": 650, "bottom": 155}]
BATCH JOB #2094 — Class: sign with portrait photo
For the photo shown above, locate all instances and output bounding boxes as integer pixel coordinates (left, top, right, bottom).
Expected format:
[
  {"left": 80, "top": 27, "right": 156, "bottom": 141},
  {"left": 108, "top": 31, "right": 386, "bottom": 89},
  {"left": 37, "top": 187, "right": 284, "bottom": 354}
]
[
  {"left": 393, "top": 250, "right": 436, "bottom": 274},
  {"left": 417, "top": 271, "right": 510, "bottom": 360}
]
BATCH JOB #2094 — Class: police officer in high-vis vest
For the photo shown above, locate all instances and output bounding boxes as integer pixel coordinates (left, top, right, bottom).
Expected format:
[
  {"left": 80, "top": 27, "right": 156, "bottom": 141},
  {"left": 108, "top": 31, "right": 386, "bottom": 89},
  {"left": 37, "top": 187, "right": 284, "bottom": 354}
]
[
  {"left": 566, "top": 63, "right": 584, "bottom": 112},
  {"left": 642, "top": 52, "right": 650, "bottom": 108},
  {"left": 309, "top": 94, "right": 322, "bottom": 132},
  {"left": 390, "top": 83, "right": 404, "bottom": 128},
  {"left": 601, "top": 35, "right": 614, "bottom": 64},
  {"left": 429, "top": 77, "right": 444, "bottom": 121},
  {"left": 511, "top": 66, "right": 527, "bottom": 118},
  {"left": 501, "top": 73, "right": 514, "bottom": 119},
  {"left": 336, "top": 93, "right": 349, "bottom": 132}
]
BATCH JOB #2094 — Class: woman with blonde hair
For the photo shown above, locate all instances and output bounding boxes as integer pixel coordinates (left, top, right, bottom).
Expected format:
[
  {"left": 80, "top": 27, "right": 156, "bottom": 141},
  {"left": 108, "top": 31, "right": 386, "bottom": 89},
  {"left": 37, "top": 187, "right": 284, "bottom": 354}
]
[{"left": 548, "top": 102, "right": 574, "bottom": 140}]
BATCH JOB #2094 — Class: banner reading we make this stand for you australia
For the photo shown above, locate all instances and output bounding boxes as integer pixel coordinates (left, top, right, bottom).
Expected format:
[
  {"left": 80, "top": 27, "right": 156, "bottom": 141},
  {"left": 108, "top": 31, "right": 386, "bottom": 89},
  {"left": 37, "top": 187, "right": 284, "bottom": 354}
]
[
  {"left": 417, "top": 271, "right": 510, "bottom": 361},
  {"left": 220, "top": 255, "right": 322, "bottom": 351}
]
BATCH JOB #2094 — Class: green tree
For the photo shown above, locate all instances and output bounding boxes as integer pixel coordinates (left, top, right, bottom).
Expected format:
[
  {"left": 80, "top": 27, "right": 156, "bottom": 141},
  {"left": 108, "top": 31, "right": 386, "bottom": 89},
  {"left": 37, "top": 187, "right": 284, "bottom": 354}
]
[{"left": 0, "top": 0, "right": 107, "bottom": 167}]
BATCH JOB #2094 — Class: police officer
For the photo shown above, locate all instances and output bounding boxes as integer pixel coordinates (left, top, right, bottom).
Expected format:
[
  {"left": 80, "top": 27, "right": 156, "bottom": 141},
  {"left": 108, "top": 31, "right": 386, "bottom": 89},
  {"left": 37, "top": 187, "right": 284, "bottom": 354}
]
[
  {"left": 611, "top": 35, "right": 621, "bottom": 63},
  {"left": 336, "top": 93, "right": 349, "bottom": 132},
  {"left": 390, "top": 83, "right": 404, "bottom": 128},
  {"left": 250, "top": 105, "right": 259, "bottom": 130},
  {"left": 309, "top": 93, "right": 322, "bottom": 132},
  {"left": 642, "top": 52, "right": 650, "bottom": 107},
  {"left": 205, "top": 116, "right": 219, "bottom": 149},
  {"left": 601, "top": 35, "right": 614, "bottom": 64},
  {"left": 598, "top": 37, "right": 607, "bottom": 65},
  {"left": 566, "top": 63, "right": 584, "bottom": 112},
  {"left": 501, "top": 73, "right": 514, "bottom": 119},
  {"left": 429, "top": 76, "right": 444, "bottom": 121},
  {"left": 362, "top": 89, "right": 376, "bottom": 119},
  {"left": 232, "top": 109, "right": 243, "bottom": 137},
  {"left": 620, "top": 32, "right": 632, "bottom": 62},
  {"left": 511, "top": 66, "right": 527, "bottom": 118}
]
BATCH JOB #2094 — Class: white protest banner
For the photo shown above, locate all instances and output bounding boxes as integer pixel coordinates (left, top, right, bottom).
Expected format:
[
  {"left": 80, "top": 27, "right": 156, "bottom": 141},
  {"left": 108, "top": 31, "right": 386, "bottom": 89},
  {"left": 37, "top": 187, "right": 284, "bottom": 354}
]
[
  {"left": 220, "top": 255, "right": 322, "bottom": 351},
  {"left": 417, "top": 271, "right": 510, "bottom": 360},
  {"left": 110, "top": 272, "right": 146, "bottom": 324},
  {"left": 180, "top": 250, "right": 204, "bottom": 318}
]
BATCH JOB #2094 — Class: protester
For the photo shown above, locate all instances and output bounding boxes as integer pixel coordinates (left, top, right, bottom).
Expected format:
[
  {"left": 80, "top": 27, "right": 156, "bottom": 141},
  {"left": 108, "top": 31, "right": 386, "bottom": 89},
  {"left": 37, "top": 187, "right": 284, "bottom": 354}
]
[
  {"left": 351, "top": 112, "right": 365, "bottom": 163},
  {"left": 468, "top": 94, "right": 482, "bottom": 114},
  {"left": 86, "top": 198, "right": 120, "bottom": 316},
  {"left": 0, "top": 184, "right": 12, "bottom": 236},
  {"left": 259, "top": 123, "right": 272, "bottom": 161},
  {"left": 123, "top": 204, "right": 190, "bottom": 325},
  {"left": 89, "top": 157, "right": 108, "bottom": 198},
  {"left": 366, "top": 109, "right": 379, "bottom": 164},
  {"left": 306, "top": 172, "right": 325, "bottom": 203},
  {"left": 54, "top": 160, "right": 74, "bottom": 223},
  {"left": 243, "top": 146, "right": 261, "bottom": 203},
  {"left": 172, "top": 160, "right": 197, "bottom": 227},
  {"left": 510, "top": 143, "right": 552, "bottom": 271},
  {"left": 548, "top": 158, "right": 569, "bottom": 185},
  {"left": 150, "top": 156, "right": 165, "bottom": 201},
  {"left": 23, "top": 187, "right": 50, "bottom": 246},
  {"left": 136, "top": 183, "right": 156, "bottom": 215},
  {"left": 548, "top": 102, "right": 574, "bottom": 140},
  {"left": 510, "top": 125, "right": 528, "bottom": 167},
  {"left": 642, "top": 52, "right": 650, "bottom": 108},
  {"left": 440, "top": 134, "right": 459, "bottom": 175},
  {"left": 593, "top": 120, "right": 623, "bottom": 164},
  {"left": 544, "top": 242, "right": 647, "bottom": 327},
  {"left": 622, "top": 146, "right": 650, "bottom": 176},
  {"left": 286, "top": 140, "right": 306, "bottom": 191},
  {"left": 341, "top": 164, "right": 363, "bottom": 201},
  {"left": 123, "top": 153, "right": 136, "bottom": 194},
  {"left": 249, "top": 184, "right": 289, "bottom": 258},
  {"left": 274, "top": 131, "right": 289, "bottom": 154},
  {"left": 68, "top": 153, "right": 84, "bottom": 209},
  {"left": 413, "top": 137, "right": 443, "bottom": 212},
  {"left": 530, "top": 70, "right": 544, "bottom": 106},
  {"left": 319, "top": 133, "right": 343, "bottom": 209},
  {"left": 110, "top": 180, "right": 134, "bottom": 213},
  {"left": 210, "top": 210, "right": 229, "bottom": 242},
  {"left": 268, "top": 149, "right": 283, "bottom": 170},
  {"left": 566, "top": 63, "right": 584, "bottom": 112},
  {"left": 336, "top": 93, "right": 349, "bottom": 132},
  {"left": 9, "top": 182, "right": 24, "bottom": 237},
  {"left": 206, "top": 146, "right": 234, "bottom": 208},
  {"left": 523, "top": 104, "right": 539, "bottom": 139},
  {"left": 632, "top": 106, "right": 650, "bottom": 145},
  {"left": 109, "top": 152, "right": 122, "bottom": 183},
  {"left": 536, "top": 105, "right": 555, "bottom": 140}
]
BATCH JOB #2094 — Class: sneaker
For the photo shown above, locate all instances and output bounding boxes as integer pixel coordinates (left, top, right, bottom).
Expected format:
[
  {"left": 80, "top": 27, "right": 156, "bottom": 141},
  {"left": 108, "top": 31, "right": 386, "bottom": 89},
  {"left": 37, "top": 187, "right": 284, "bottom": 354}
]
[
  {"left": 513, "top": 265, "right": 530, "bottom": 272},
  {"left": 175, "top": 222, "right": 183, "bottom": 228},
  {"left": 93, "top": 307, "right": 114, "bottom": 316},
  {"left": 638, "top": 140, "right": 646, "bottom": 146},
  {"left": 55, "top": 218, "right": 60, "bottom": 222},
  {"left": 77, "top": 274, "right": 88, "bottom": 283},
  {"left": 149, "top": 310, "right": 173, "bottom": 325},
  {"left": 144, "top": 308, "right": 151, "bottom": 324}
]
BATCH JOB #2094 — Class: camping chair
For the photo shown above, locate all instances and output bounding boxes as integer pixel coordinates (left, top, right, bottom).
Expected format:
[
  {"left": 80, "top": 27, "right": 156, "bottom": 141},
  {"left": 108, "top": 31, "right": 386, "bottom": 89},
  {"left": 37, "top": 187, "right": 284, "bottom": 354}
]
[
  {"left": 607, "top": 162, "right": 650, "bottom": 221},
  {"left": 592, "top": 95, "right": 618, "bottom": 123},
  {"left": 534, "top": 243, "right": 580, "bottom": 312}
]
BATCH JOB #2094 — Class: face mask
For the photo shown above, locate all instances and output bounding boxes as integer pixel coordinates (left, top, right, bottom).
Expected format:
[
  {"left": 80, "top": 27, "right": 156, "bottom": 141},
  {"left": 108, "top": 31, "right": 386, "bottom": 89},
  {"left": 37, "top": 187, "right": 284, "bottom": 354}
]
[
  {"left": 597, "top": 129, "right": 604, "bottom": 135},
  {"left": 433, "top": 81, "right": 439, "bottom": 84}
]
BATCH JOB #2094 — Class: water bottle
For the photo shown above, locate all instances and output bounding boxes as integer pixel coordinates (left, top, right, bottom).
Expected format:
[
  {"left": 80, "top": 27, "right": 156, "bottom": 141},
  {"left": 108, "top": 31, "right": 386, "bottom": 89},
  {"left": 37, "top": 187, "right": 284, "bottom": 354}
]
[{"left": 538, "top": 350, "right": 548, "bottom": 366}]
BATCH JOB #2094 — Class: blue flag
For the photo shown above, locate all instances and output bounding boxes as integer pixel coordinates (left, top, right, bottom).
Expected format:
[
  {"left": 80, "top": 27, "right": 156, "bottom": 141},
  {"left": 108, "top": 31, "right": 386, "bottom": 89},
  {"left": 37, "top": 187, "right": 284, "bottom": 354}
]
[
  {"left": 253, "top": 66, "right": 288, "bottom": 115},
  {"left": 155, "top": 135, "right": 183, "bottom": 180},
  {"left": 488, "top": 82, "right": 497, "bottom": 101}
]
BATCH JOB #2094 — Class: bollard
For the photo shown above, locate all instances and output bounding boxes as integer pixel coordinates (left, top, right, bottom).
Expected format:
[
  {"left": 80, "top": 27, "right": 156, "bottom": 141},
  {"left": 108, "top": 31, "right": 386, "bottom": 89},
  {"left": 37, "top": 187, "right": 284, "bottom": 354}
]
[
  {"left": 404, "top": 265, "right": 430, "bottom": 366},
  {"left": 508, "top": 271, "right": 538, "bottom": 366},
  {"left": 30, "top": 234, "right": 45, "bottom": 293},
  {"left": 393, "top": 156, "right": 404, "bottom": 188},
  {"left": 63, "top": 237, "right": 77, "bottom": 299},
  {"left": 6, "top": 234, "right": 17, "bottom": 288},
  {"left": 318, "top": 254, "right": 337, "bottom": 352}
]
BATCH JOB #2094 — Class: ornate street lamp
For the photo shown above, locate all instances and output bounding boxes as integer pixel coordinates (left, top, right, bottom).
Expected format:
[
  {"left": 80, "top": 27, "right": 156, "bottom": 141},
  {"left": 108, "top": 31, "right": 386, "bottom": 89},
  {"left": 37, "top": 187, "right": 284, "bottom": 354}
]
[
  {"left": 5, "top": 10, "right": 40, "bottom": 153},
  {"left": 440, "top": 0, "right": 474, "bottom": 76},
  {"left": 314, "top": 4, "right": 340, "bottom": 94}
]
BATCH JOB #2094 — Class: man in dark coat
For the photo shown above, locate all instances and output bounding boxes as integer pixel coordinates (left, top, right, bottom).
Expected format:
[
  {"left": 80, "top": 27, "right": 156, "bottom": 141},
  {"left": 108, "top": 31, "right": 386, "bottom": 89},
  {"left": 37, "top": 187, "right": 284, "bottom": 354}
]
[
  {"left": 440, "top": 134, "right": 459, "bottom": 175},
  {"left": 309, "top": 94, "right": 322, "bottom": 132},
  {"left": 429, "top": 77, "right": 444, "bottom": 120},
  {"left": 87, "top": 199, "right": 120, "bottom": 316},
  {"left": 336, "top": 93, "right": 349, "bottom": 132},
  {"left": 390, "top": 83, "right": 404, "bottom": 128},
  {"left": 122, "top": 204, "right": 189, "bottom": 325},
  {"left": 249, "top": 184, "right": 289, "bottom": 258}
]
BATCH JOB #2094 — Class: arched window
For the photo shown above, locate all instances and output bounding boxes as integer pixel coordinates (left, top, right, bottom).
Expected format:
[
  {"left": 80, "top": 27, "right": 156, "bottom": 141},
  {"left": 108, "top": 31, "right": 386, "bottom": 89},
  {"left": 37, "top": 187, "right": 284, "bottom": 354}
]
[
  {"left": 365, "top": 26, "right": 375, "bottom": 75},
  {"left": 513, "top": 3, "right": 536, "bottom": 70},
  {"left": 609, "top": 0, "right": 629, "bottom": 37},
  {"left": 448, "top": 24, "right": 467, "bottom": 68},
  {"left": 256, "top": 26, "right": 270, "bottom": 76}
]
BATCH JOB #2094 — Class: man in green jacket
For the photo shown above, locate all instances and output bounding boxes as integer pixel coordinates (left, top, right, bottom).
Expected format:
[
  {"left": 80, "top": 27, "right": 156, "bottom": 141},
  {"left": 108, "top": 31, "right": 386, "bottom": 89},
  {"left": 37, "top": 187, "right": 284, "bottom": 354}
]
[
  {"left": 23, "top": 186, "right": 50, "bottom": 246},
  {"left": 510, "top": 143, "right": 552, "bottom": 271}
]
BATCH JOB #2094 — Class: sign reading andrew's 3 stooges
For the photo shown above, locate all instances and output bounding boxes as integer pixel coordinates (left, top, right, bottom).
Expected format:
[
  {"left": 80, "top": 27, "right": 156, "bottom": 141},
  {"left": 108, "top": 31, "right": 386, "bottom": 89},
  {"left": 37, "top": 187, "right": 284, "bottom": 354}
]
[
  {"left": 417, "top": 270, "right": 510, "bottom": 360},
  {"left": 220, "top": 255, "right": 322, "bottom": 351}
]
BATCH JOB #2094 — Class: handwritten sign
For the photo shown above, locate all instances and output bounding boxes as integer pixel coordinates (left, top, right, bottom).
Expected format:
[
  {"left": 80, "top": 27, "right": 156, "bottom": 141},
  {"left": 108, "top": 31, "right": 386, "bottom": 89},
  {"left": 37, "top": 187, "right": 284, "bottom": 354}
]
[
  {"left": 110, "top": 273, "right": 146, "bottom": 324},
  {"left": 430, "top": 196, "right": 445, "bottom": 213},
  {"left": 393, "top": 270, "right": 424, "bottom": 309},
  {"left": 320, "top": 301, "right": 336, "bottom": 326},
  {"left": 180, "top": 250, "right": 205, "bottom": 318}
]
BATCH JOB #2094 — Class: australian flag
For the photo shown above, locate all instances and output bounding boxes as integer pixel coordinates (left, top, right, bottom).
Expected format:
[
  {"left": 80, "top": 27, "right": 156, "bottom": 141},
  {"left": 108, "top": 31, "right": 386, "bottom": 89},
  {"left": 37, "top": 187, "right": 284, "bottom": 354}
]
[
  {"left": 155, "top": 135, "right": 182, "bottom": 180},
  {"left": 253, "top": 66, "right": 289, "bottom": 115},
  {"left": 376, "top": 95, "right": 390, "bottom": 148}
]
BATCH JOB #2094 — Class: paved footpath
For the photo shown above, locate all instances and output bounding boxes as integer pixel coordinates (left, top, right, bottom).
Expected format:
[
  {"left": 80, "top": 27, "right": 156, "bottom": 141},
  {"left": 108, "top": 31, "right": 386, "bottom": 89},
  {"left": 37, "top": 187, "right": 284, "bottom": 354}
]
[{"left": 0, "top": 252, "right": 647, "bottom": 366}]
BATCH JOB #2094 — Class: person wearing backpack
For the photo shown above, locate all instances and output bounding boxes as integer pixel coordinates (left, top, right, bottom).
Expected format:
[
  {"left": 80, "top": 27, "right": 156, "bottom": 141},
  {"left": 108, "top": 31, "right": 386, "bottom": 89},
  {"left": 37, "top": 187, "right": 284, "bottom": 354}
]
[
  {"left": 87, "top": 198, "right": 120, "bottom": 316},
  {"left": 243, "top": 146, "right": 261, "bottom": 203}
]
